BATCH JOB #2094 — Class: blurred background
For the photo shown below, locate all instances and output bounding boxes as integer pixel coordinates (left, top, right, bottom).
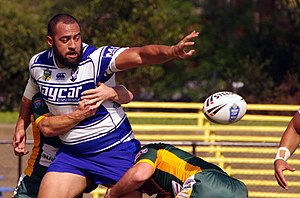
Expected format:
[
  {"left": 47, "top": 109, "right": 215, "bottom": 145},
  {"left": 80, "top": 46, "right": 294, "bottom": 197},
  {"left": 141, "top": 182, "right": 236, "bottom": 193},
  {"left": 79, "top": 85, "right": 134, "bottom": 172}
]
[
  {"left": 0, "top": 0, "right": 300, "bottom": 197},
  {"left": 1, "top": 0, "right": 300, "bottom": 110}
]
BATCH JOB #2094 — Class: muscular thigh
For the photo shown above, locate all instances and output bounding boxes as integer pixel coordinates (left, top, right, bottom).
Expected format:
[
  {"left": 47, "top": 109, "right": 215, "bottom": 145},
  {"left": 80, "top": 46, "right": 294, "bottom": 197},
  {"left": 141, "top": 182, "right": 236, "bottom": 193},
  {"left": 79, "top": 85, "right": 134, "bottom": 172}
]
[{"left": 38, "top": 172, "right": 88, "bottom": 198}]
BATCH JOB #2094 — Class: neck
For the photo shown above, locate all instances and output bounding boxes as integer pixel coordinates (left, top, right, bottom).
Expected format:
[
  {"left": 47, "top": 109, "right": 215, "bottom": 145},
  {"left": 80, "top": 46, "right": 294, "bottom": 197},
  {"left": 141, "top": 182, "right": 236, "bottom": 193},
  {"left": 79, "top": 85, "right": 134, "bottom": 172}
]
[{"left": 55, "top": 58, "right": 65, "bottom": 68}]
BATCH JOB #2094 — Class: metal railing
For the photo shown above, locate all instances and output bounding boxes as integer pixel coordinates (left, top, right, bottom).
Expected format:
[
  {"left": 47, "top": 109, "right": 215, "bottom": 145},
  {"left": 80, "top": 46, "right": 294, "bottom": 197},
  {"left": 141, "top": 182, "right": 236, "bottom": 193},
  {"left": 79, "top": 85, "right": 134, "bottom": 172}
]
[{"left": 3, "top": 102, "right": 300, "bottom": 198}]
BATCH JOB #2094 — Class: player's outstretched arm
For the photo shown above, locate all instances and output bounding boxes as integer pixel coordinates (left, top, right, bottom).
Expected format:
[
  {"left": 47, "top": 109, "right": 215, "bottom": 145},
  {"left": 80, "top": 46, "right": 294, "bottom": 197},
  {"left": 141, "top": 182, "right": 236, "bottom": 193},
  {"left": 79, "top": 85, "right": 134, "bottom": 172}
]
[
  {"left": 274, "top": 112, "right": 300, "bottom": 190},
  {"left": 115, "top": 30, "right": 199, "bottom": 70},
  {"left": 13, "top": 96, "right": 32, "bottom": 156},
  {"left": 105, "top": 162, "right": 154, "bottom": 198}
]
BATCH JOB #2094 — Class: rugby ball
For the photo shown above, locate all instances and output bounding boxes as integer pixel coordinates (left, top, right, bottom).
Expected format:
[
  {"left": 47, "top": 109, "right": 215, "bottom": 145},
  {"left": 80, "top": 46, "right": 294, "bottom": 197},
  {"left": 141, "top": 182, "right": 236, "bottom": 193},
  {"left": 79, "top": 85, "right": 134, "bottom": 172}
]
[{"left": 203, "top": 91, "right": 247, "bottom": 124}]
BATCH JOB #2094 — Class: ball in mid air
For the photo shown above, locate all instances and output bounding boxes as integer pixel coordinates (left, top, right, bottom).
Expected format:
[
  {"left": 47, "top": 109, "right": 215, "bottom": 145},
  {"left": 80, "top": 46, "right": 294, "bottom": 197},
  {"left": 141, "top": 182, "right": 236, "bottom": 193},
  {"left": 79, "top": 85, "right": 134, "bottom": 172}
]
[{"left": 202, "top": 91, "right": 247, "bottom": 124}]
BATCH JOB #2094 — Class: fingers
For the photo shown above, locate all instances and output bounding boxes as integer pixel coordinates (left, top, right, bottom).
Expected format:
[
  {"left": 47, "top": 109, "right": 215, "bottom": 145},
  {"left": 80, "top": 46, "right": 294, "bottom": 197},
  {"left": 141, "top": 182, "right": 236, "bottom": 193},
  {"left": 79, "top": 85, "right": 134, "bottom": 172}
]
[
  {"left": 286, "top": 163, "right": 296, "bottom": 172},
  {"left": 14, "top": 148, "right": 29, "bottom": 157},
  {"left": 81, "top": 89, "right": 97, "bottom": 98},
  {"left": 13, "top": 142, "right": 29, "bottom": 156},
  {"left": 172, "top": 30, "right": 199, "bottom": 59},
  {"left": 185, "top": 49, "right": 196, "bottom": 56},
  {"left": 274, "top": 160, "right": 295, "bottom": 190},
  {"left": 183, "top": 30, "right": 199, "bottom": 41},
  {"left": 275, "top": 170, "right": 288, "bottom": 190},
  {"left": 13, "top": 131, "right": 29, "bottom": 156}
]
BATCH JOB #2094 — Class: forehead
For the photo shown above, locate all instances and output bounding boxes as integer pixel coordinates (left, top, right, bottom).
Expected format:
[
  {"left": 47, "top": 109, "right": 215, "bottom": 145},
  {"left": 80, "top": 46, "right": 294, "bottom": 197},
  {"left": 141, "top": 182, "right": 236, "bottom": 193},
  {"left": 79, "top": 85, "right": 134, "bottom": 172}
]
[{"left": 53, "top": 22, "right": 80, "bottom": 38}]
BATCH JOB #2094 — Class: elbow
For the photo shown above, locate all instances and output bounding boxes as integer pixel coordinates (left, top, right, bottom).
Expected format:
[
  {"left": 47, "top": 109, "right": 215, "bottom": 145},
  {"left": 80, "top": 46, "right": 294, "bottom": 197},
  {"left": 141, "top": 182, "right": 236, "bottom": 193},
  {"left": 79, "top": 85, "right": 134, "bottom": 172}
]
[
  {"left": 131, "top": 164, "right": 152, "bottom": 182},
  {"left": 41, "top": 128, "right": 56, "bottom": 137},
  {"left": 132, "top": 170, "right": 148, "bottom": 183},
  {"left": 121, "top": 90, "right": 134, "bottom": 104},
  {"left": 38, "top": 119, "right": 56, "bottom": 137},
  {"left": 128, "top": 91, "right": 134, "bottom": 103}
]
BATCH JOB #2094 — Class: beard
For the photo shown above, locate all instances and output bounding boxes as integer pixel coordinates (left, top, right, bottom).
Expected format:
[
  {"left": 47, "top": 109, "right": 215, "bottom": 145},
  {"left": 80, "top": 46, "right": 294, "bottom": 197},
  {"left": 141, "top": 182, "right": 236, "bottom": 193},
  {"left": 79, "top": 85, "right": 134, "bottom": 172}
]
[{"left": 53, "top": 44, "right": 83, "bottom": 69}]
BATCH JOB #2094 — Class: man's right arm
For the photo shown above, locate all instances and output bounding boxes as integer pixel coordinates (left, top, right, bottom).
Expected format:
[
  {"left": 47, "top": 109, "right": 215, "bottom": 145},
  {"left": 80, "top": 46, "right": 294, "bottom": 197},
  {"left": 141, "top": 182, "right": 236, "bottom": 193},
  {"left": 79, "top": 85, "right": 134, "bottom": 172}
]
[
  {"left": 13, "top": 96, "right": 32, "bottom": 156},
  {"left": 13, "top": 77, "right": 40, "bottom": 156},
  {"left": 105, "top": 162, "right": 154, "bottom": 198}
]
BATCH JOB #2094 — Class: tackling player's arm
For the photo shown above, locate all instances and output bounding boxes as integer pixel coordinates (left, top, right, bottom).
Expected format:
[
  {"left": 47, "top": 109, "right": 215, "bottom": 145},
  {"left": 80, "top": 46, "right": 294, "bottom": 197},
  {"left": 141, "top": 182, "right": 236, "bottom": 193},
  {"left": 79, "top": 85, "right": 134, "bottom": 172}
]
[
  {"left": 114, "top": 31, "right": 199, "bottom": 70},
  {"left": 37, "top": 99, "right": 97, "bottom": 137},
  {"left": 274, "top": 111, "right": 300, "bottom": 190},
  {"left": 39, "top": 84, "right": 133, "bottom": 137},
  {"left": 105, "top": 162, "right": 154, "bottom": 198},
  {"left": 81, "top": 83, "right": 133, "bottom": 107}
]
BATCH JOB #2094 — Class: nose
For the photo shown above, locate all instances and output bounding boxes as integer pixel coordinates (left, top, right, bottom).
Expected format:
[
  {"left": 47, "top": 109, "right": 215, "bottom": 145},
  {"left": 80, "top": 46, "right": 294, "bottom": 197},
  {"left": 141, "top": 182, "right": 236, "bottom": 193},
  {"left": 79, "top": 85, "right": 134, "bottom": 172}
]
[{"left": 68, "top": 39, "right": 76, "bottom": 49}]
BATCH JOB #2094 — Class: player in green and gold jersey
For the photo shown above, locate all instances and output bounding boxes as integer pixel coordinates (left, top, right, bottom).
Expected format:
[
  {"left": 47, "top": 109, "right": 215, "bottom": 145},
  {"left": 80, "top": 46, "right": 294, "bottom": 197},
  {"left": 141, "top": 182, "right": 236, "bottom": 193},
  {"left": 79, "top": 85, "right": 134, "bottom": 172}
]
[
  {"left": 13, "top": 92, "right": 97, "bottom": 198},
  {"left": 105, "top": 143, "right": 248, "bottom": 198}
]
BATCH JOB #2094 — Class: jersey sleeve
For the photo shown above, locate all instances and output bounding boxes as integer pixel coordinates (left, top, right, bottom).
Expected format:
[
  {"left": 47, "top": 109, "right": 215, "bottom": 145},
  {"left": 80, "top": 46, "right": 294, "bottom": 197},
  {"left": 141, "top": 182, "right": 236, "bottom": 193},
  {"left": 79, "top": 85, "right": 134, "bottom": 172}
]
[
  {"left": 31, "top": 93, "right": 50, "bottom": 125},
  {"left": 23, "top": 55, "right": 40, "bottom": 99},
  {"left": 107, "top": 47, "right": 128, "bottom": 73},
  {"left": 89, "top": 46, "right": 127, "bottom": 84},
  {"left": 23, "top": 78, "right": 39, "bottom": 100},
  {"left": 135, "top": 146, "right": 158, "bottom": 170}
]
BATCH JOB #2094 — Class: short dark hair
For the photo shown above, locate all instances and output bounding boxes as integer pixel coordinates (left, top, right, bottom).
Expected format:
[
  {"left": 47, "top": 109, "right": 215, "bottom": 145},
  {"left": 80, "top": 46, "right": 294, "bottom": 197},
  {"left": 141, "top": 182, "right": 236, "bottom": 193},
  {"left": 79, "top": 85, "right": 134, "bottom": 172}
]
[{"left": 47, "top": 13, "right": 81, "bottom": 37}]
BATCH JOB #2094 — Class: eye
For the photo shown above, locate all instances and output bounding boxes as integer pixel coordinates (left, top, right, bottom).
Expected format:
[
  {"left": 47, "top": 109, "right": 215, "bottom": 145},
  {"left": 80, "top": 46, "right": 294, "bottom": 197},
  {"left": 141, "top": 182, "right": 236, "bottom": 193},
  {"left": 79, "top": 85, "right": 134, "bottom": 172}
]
[
  {"left": 74, "top": 35, "right": 81, "bottom": 41},
  {"left": 60, "top": 37, "right": 69, "bottom": 43}
]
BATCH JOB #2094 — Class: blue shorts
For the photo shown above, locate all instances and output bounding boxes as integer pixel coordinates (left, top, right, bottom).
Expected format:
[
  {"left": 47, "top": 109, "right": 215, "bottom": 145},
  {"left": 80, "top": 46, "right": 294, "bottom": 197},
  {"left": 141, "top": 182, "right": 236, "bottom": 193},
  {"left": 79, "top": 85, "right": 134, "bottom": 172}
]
[{"left": 47, "top": 139, "right": 141, "bottom": 186}]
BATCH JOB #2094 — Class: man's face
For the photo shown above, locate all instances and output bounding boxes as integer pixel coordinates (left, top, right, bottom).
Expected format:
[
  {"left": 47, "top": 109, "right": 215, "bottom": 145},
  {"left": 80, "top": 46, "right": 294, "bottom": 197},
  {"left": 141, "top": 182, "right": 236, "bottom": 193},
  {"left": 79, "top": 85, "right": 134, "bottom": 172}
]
[{"left": 48, "top": 22, "right": 82, "bottom": 68}]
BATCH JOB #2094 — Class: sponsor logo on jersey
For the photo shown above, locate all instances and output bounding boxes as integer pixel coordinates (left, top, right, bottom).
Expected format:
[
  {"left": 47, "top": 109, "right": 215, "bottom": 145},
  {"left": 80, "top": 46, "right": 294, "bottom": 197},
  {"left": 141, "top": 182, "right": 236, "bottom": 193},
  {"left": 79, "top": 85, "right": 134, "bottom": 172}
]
[
  {"left": 42, "top": 69, "right": 51, "bottom": 81},
  {"left": 41, "top": 85, "right": 83, "bottom": 102},
  {"left": 56, "top": 72, "right": 66, "bottom": 80},
  {"left": 40, "top": 144, "right": 58, "bottom": 167}
]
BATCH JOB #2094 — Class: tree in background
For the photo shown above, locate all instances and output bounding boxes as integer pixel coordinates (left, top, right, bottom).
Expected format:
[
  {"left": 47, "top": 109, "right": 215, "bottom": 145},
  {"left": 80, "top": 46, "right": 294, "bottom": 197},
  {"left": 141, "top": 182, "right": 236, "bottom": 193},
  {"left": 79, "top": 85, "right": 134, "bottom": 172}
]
[{"left": 0, "top": 0, "right": 299, "bottom": 110}]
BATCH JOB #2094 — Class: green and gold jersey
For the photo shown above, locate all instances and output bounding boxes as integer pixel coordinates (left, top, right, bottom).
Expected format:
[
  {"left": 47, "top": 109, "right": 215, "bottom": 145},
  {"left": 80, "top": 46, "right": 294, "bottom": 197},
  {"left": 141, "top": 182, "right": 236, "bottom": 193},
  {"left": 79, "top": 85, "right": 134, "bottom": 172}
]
[
  {"left": 135, "top": 143, "right": 224, "bottom": 198},
  {"left": 24, "top": 93, "right": 61, "bottom": 180}
]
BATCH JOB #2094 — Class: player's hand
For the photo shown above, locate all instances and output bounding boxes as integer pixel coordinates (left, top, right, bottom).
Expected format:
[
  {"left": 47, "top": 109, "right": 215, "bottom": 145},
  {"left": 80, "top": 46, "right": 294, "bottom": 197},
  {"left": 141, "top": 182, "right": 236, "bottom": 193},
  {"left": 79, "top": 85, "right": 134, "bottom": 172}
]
[
  {"left": 76, "top": 99, "right": 98, "bottom": 119},
  {"left": 274, "top": 159, "right": 295, "bottom": 190},
  {"left": 81, "top": 83, "right": 115, "bottom": 109},
  {"left": 12, "top": 129, "right": 29, "bottom": 156},
  {"left": 171, "top": 30, "right": 199, "bottom": 59}
]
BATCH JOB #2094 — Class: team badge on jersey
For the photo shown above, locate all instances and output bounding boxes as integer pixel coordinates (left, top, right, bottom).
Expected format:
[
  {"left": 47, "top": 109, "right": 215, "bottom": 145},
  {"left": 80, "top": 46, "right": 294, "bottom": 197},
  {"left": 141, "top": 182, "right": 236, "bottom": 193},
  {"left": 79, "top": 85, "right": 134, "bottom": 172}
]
[
  {"left": 42, "top": 69, "right": 52, "bottom": 81},
  {"left": 134, "top": 148, "right": 148, "bottom": 162},
  {"left": 34, "top": 97, "right": 43, "bottom": 108}
]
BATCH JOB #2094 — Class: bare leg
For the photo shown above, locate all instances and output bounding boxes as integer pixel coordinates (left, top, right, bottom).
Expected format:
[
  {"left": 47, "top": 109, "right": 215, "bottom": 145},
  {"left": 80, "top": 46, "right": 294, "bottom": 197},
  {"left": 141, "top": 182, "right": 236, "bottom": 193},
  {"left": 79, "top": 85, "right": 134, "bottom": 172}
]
[{"left": 38, "top": 172, "right": 88, "bottom": 198}]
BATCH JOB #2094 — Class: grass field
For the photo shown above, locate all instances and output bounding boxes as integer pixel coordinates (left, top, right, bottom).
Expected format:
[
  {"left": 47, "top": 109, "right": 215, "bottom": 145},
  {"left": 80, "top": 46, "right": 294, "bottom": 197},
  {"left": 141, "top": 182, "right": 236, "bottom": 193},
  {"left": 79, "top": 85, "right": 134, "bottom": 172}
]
[{"left": 0, "top": 112, "right": 18, "bottom": 123}]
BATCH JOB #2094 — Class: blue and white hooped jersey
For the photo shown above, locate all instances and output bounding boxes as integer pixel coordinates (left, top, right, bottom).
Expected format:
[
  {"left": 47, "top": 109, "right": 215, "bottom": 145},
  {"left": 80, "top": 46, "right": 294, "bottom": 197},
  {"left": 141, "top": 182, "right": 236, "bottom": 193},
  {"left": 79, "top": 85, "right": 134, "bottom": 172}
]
[{"left": 25, "top": 43, "right": 133, "bottom": 155}]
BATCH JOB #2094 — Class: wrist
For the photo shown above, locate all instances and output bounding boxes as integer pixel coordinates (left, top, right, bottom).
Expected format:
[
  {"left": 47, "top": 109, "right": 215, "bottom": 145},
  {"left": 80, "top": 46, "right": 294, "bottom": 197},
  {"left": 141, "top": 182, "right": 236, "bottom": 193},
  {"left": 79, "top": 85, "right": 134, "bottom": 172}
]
[
  {"left": 68, "top": 110, "right": 84, "bottom": 122},
  {"left": 170, "top": 46, "right": 176, "bottom": 57},
  {"left": 109, "top": 87, "right": 118, "bottom": 101},
  {"left": 274, "top": 147, "right": 291, "bottom": 162}
]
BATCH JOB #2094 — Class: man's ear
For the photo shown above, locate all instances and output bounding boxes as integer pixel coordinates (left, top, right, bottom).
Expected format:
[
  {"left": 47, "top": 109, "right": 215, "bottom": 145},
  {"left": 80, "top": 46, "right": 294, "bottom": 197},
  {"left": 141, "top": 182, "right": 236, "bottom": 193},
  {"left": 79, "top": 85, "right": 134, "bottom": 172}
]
[{"left": 47, "top": 36, "right": 53, "bottom": 47}]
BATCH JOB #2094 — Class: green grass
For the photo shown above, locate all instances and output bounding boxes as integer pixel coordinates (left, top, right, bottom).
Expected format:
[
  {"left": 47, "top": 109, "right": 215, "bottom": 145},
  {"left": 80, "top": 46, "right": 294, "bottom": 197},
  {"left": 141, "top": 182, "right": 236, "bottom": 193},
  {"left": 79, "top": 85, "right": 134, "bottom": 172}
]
[{"left": 0, "top": 112, "right": 18, "bottom": 123}]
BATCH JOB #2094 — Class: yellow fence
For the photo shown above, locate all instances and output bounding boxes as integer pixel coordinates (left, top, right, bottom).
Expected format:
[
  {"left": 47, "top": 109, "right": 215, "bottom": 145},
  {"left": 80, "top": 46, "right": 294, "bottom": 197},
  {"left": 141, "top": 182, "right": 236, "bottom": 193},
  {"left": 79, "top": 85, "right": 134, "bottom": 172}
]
[{"left": 90, "top": 102, "right": 300, "bottom": 198}]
